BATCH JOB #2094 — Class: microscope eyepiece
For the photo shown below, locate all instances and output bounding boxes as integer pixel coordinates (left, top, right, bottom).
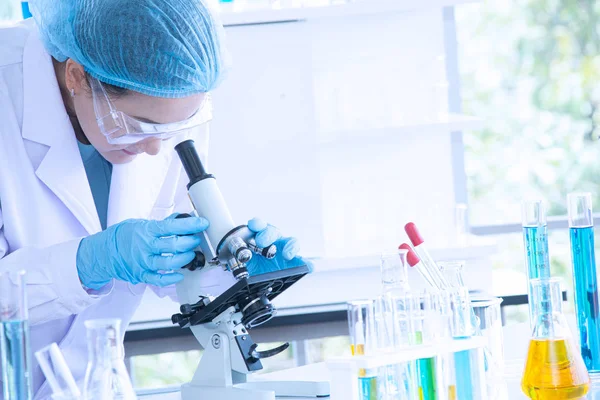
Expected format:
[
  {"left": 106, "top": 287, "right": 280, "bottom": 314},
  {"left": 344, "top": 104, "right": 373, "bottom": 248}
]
[{"left": 174, "top": 140, "right": 213, "bottom": 188}]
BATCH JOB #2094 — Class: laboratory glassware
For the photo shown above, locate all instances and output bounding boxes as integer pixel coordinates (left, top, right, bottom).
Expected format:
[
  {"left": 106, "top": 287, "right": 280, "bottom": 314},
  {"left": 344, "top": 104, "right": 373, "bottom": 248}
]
[
  {"left": 380, "top": 249, "right": 410, "bottom": 294},
  {"left": 35, "top": 343, "right": 81, "bottom": 400},
  {"left": 522, "top": 200, "right": 551, "bottom": 326},
  {"left": 471, "top": 295, "right": 506, "bottom": 399},
  {"left": 430, "top": 290, "right": 456, "bottom": 400},
  {"left": 83, "top": 319, "right": 137, "bottom": 400},
  {"left": 568, "top": 192, "right": 600, "bottom": 373},
  {"left": 389, "top": 291, "right": 419, "bottom": 400},
  {"left": 399, "top": 243, "right": 438, "bottom": 289},
  {"left": 410, "top": 291, "right": 440, "bottom": 400},
  {"left": 347, "top": 300, "right": 377, "bottom": 400},
  {"left": 439, "top": 261, "right": 475, "bottom": 400},
  {"left": 521, "top": 278, "right": 590, "bottom": 399},
  {"left": 0, "top": 270, "right": 33, "bottom": 400},
  {"left": 374, "top": 295, "right": 411, "bottom": 400},
  {"left": 405, "top": 223, "right": 449, "bottom": 290}
]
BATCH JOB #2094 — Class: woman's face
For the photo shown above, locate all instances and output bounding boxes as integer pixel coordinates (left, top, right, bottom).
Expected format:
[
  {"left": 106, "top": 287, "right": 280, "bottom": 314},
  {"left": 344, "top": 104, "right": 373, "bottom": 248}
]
[{"left": 66, "top": 62, "right": 205, "bottom": 164}]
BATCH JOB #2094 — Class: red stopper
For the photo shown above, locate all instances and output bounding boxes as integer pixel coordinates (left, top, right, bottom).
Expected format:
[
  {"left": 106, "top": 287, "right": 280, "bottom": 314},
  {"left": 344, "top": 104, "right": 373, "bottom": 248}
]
[
  {"left": 399, "top": 243, "right": 420, "bottom": 267},
  {"left": 404, "top": 222, "right": 424, "bottom": 247}
]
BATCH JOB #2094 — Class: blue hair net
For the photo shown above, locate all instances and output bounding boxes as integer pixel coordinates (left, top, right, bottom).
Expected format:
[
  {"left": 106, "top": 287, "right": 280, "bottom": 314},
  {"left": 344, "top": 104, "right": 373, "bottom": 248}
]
[{"left": 30, "top": 0, "right": 228, "bottom": 97}]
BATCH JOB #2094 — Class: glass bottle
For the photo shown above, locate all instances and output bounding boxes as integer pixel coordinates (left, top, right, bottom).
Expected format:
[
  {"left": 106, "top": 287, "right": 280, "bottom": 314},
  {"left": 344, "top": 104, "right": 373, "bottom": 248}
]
[
  {"left": 0, "top": 270, "right": 33, "bottom": 400},
  {"left": 83, "top": 319, "right": 137, "bottom": 400},
  {"left": 521, "top": 278, "right": 590, "bottom": 399}
]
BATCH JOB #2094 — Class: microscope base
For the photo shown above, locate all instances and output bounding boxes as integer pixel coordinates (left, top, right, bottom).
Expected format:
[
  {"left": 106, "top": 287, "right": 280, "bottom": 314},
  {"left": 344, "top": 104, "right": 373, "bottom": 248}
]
[{"left": 180, "top": 384, "right": 275, "bottom": 400}]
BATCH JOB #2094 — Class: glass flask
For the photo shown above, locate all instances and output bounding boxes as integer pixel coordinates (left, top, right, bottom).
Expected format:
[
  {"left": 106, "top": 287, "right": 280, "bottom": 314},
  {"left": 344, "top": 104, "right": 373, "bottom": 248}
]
[
  {"left": 83, "top": 319, "right": 137, "bottom": 400},
  {"left": 521, "top": 278, "right": 590, "bottom": 399},
  {"left": 0, "top": 270, "right": 33, "bottom": 400}
]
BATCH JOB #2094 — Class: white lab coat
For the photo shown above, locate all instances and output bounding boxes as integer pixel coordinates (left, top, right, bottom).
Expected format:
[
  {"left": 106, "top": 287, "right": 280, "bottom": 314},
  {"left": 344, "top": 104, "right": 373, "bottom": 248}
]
[{"left": 0, "top": 20, "right": 235, "bottom": 398}]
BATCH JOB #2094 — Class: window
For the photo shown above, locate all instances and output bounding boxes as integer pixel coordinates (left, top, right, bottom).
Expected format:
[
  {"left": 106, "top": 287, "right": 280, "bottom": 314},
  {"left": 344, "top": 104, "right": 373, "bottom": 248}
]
[
  {"left": 1, "top": 0, "right": 21, "bottom": 22},
  {"left": 456, "top": 1, "right": 600, "bottom": 296}
]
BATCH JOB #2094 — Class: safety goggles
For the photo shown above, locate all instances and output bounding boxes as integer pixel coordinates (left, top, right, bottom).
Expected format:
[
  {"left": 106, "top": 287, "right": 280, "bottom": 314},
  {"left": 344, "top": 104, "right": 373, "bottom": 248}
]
[{"left": 90, "top": 77, "right": 213, "bottom": 145}]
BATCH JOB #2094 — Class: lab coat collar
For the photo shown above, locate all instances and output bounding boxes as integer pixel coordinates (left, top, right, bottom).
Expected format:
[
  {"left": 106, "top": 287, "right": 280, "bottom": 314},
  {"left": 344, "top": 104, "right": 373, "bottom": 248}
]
[
  {"left": 21, "top": 30, "right": 102, "bottom": 234},
  {"left": 21, "top": 30, "right": 173, "bottom": 233}
]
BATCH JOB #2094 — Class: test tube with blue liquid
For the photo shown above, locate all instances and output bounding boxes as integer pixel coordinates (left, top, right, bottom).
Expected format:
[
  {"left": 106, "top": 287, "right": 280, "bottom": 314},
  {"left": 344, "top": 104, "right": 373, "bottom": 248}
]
[
  {"left": 568, "top": 192, "right": 600, "bottom": 373},
  {"left": 522, "top": 200, "right": 551, "bottom": 326},
  {"left": 0, "top": 270, "right": 33, "bottom": 400}
]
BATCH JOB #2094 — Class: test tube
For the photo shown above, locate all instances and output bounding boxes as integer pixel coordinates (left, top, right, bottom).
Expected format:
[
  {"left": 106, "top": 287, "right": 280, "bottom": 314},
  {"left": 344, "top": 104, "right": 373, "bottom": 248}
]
[
  {"left": 389, "top": 291, "right": 419, "bottom": 400},
  {"left": 380, "top": 249, "right": 410, "bottom": 294},
  {"left": 0, "top": 270, "right": 33, "bottom": 400},
  {"left": 439, "top": 261, "right": 475, "bottom": 400},
  {"left": 347, "top": 300, "right": 377, "bottom": 400},
  {"left": 410, "top": 291, "right": 439, "bottom": 400},
  {"left": 568, "top": 192, "right": 600, "bottom": 373},
  {"left": 522, "top": 200, "right": 551, "bottom": 327},
  {"left": 35, "top": 343, "right": 81, "bottom": 400}
]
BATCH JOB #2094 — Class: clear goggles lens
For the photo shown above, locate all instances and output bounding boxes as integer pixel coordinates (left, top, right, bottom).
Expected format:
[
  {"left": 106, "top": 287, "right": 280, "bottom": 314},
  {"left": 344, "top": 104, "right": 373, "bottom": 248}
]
[{"left": 90, "top": 77, "right": 213, "bottom": 145}]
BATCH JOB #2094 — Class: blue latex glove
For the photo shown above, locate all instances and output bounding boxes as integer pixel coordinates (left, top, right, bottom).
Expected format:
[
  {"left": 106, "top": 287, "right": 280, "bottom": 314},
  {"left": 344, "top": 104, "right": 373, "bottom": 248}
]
[
  {"left": 245, "top": 218, "right": 313, "bottom": 276},
  {"left": 77, "top": 214, "right": 209, "bottom": 289}
]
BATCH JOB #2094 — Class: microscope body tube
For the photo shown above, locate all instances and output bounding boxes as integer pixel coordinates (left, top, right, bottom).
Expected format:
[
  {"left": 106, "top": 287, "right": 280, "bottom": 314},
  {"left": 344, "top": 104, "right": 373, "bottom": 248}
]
[{"left": 187, "top": 178, "right": 236, "bottom": 251}]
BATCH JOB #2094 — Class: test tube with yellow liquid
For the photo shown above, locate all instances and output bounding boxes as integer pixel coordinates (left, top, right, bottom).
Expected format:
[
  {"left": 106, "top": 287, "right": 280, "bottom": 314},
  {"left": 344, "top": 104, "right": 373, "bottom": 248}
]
[
  {"left": 348, "top": 300, "right": 377, "bottom": 400},
  {"left": 521, "top": 278, "right": 590, "bottom": 399}
]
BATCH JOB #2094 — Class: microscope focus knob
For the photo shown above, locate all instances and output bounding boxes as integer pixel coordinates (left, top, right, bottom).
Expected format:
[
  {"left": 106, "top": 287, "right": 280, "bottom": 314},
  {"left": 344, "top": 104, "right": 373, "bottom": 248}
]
[
  {"left": 171, "top": 313, "right": 189, "bottom": 328},
  {"left": 180, "top": 304, "right": 194, "bottom": 314},
  {"left": 175, "top": 213, "right": 206, "bottom": 271}
]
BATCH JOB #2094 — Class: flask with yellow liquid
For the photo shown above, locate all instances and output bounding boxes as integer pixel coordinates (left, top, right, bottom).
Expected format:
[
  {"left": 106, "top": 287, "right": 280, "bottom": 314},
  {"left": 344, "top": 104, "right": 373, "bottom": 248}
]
[{"left": 521, "top": 278, "right": 590, "bottom": 399}]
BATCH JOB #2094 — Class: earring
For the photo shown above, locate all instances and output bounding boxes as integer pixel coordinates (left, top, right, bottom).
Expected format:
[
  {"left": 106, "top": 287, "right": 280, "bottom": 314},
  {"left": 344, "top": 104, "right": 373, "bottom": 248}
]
[{"left": 70, "top": 88, "right": 75, "bottom": 97}]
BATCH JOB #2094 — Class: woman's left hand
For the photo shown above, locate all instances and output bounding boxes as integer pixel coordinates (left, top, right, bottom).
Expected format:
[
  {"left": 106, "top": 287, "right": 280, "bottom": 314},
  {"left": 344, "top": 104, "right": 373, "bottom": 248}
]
[{"left": 245, "top": 218, "right": 312, "bottom": 275}]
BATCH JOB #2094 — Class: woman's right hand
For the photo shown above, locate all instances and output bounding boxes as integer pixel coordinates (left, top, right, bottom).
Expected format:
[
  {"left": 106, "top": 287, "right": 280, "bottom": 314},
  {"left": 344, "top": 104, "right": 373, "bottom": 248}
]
[{"left": 76, "top": 214, "right": 209, "bottom": 289}]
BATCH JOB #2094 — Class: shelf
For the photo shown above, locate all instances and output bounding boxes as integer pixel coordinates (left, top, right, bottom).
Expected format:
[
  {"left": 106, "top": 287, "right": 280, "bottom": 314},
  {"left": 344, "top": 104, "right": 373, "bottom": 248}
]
[
  {"left": 217, "top": 0, "right": 481, "bottom": 26},
  {"left": 316, "top": 113, "right": 483, "bottom": 145}
]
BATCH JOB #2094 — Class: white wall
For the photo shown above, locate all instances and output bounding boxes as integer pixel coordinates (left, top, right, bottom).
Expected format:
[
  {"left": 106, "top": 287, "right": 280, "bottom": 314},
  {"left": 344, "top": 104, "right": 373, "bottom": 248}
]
[{"left": 210, "top": 9, "right": 457, "bottom": 259}]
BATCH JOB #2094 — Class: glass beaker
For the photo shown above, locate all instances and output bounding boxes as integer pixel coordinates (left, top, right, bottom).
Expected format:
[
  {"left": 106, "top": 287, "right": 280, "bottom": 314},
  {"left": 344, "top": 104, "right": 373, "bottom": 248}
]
[
  {"left": 83, "top": 319, "right": 137, "bottom": 400},
  {"left": 521, "top": 278, "right": 590, "bottom": 399},
  {"left": 35, "top": 343, "right": 81, "bottom": 400},
  {"left": 380, "top": 249, "right": 410, "bottom": 294},
  {"left": 0, "top": 270, "right": 33, "bottom": 400}
]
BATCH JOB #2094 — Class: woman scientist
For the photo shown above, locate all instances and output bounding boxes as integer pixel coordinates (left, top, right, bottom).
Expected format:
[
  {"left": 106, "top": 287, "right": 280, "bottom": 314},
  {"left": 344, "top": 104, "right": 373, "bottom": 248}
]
[{"left": 0, "top": 0, "right": 306, "bottom": 397}]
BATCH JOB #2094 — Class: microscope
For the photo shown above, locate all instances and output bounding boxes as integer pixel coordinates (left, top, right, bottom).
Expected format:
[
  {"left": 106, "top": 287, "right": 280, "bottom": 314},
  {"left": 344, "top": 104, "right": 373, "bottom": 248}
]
[{"left": 171, "top": 140, "right": 329, "bottom": 400}]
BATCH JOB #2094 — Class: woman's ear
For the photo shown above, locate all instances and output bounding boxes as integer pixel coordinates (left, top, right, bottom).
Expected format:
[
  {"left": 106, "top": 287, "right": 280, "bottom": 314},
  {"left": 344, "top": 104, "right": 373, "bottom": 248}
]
[{"left": 64, "top": 59, "right": 87, "bottom": 95}]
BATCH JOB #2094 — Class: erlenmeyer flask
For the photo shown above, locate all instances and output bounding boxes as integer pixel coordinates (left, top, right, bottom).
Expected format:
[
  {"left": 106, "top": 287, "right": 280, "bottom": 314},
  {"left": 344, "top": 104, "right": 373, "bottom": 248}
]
[
  {"left": 521, "top": 278, "right": 590, "bottom": 399},
  {"left": 83, "top": 319, "right": 137, "bottom": 400}
]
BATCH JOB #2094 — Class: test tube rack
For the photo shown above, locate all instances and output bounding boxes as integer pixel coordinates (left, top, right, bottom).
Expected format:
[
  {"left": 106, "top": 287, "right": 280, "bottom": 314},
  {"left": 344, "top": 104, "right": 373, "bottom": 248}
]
[{"left": 327, "top": 336, "right": 488, "bottom": 400}]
